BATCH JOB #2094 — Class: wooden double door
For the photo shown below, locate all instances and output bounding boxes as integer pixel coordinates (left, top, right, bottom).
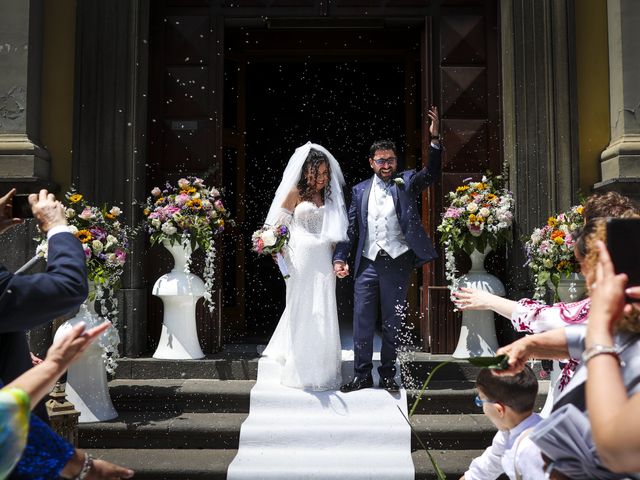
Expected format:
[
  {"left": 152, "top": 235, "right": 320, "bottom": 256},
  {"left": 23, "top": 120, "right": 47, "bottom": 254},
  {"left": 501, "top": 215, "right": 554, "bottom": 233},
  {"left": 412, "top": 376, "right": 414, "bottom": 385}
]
[{"left": 147, "top": 0, "right": 501, "bottom": 354}]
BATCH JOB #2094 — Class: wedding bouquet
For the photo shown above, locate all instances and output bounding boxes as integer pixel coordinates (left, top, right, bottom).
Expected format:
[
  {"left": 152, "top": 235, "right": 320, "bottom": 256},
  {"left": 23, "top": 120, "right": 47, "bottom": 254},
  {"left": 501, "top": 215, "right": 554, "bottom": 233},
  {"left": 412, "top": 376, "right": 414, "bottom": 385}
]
[
  {"left": 142, "top": 176, "right": 233, "bottom": 311},
  {"left": 437, "top": 174, "right": 514, "bottom": 291},
  {"left": 524, "top": 204, "right": 584, "bottom": 300},
  {"left": 252, "top": 224, "right": 290, "bottom": 279},
  {"left": 36, "top": 189, "right": 132, "bottom": 374}
]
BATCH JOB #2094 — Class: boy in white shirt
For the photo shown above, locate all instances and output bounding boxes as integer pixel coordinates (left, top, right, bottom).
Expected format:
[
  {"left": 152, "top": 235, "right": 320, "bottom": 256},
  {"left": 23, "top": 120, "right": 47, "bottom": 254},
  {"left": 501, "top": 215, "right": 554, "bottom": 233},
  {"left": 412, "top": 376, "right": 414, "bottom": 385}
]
[{"left": 461, "top": 365, "right": 545, "bottom": 480}]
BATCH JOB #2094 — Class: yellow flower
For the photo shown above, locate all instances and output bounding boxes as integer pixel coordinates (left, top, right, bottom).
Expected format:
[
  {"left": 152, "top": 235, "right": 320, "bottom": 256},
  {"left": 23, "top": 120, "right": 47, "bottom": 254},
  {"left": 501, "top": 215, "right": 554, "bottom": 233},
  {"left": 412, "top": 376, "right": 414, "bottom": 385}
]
[
  {"left": 468, "top": 214, "right": 477, "bottom": 222},
  {"left": 576, "top": 205, "right": 584, "bottom": 215},
  {"left": 143, "top": 208, "right": 150, "bottom": 216},
  {"left": 155, "top": 197, "right": 165, "bottom": 205},
  {"left": 187, "top": 198, "right": 202, "bottom": 210},
  {"left": 105, "top": 213, "right": 115, "bottom": 220},
  {"left": 547, "top": 217, "right": 557, "bottom": 227},
  {"left": 76, "top": 230, "right": 92, "bottom": 243},
  {"left": 69, "top": 194, "right": 83, "bottom": 203},
  {"left": 456, "top": 186, "right": 470, "bottom": 193},
  {"left": 181, "top": 187, "right": 197, "bottom": 195}
]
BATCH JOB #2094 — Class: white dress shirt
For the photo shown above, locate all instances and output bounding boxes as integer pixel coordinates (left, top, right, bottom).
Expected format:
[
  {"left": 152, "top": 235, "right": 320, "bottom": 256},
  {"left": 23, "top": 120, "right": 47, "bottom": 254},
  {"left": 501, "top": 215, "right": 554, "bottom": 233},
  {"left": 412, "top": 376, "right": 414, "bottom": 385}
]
[
  {"left": 363, "top": 174, "right": 409, "bottom": 260},
  {"left": 465, "top": 413, "right": 545, "bottom": 480}
]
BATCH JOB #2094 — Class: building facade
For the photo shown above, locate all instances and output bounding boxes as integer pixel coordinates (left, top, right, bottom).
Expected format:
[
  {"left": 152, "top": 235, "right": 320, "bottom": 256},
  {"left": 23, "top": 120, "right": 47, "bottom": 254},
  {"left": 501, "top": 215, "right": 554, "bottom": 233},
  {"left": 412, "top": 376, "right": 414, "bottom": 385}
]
[{"left": 0, "top": 0, "right": 635, "bottom": 358}]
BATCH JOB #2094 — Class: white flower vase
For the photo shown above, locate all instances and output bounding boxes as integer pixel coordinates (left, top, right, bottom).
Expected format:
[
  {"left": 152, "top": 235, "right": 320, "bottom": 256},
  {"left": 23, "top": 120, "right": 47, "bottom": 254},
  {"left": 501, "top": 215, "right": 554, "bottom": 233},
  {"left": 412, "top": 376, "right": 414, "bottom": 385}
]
[
  {"left": 152, "top": 240, "right": 206, "bottom": 359},
  {"left": 54, "top": 301, "right": 118, "bottom": 423},
  {"left": 452, "top": 248, "right": 504, "bottom": 358},
  {"left": 539, "top": 272, "right": 586, "bottom": 417}
]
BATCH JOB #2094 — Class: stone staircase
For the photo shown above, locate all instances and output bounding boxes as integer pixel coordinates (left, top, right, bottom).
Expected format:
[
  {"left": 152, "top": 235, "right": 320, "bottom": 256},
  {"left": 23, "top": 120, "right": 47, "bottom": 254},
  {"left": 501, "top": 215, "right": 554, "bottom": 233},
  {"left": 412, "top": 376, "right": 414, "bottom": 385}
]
[{"left": 79, "top": 350, "right": 547, "bottom": 479}]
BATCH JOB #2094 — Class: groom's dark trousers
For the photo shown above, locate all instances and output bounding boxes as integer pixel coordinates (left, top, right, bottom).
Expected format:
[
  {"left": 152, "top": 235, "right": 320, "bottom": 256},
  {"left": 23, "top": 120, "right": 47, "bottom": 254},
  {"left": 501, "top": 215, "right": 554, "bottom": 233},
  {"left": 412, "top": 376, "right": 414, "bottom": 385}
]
[{"left": 354, "top": 251, "right": 414, "bottom": 378}]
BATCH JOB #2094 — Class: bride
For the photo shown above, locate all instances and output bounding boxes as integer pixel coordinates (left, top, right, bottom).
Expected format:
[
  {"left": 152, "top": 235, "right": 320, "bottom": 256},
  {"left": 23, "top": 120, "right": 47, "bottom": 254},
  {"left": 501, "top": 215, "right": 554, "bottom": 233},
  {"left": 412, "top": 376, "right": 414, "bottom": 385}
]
[{"left": 261, "top": 142, "right": 348, "bottom": 390}]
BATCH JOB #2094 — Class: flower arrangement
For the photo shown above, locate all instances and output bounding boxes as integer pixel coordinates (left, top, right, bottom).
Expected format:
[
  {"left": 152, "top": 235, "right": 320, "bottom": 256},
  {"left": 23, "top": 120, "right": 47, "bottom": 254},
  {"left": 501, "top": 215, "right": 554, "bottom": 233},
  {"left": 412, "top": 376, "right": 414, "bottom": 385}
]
[
  {"left": 437, "top": 174, "right": 514, "bottom": 292},
  {"left": 251, "top": 225, "right": 290, "bottom": 279},
  {"left": 36, "top": 190, "right": 132, "bottom": 374},
  {"left": 143, "top": 176, "right": 233, "bottom": 310},
  {"left": 524, "top": 204, "right": 584, "bottom": 300}
]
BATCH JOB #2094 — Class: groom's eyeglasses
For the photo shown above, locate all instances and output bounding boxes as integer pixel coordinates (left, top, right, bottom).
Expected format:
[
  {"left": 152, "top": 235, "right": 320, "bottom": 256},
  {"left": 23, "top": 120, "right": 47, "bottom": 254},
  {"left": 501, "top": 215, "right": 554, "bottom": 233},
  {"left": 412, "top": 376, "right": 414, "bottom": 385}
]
[{"left": 373, "top": 157, "right": 397, "bottom": 166}]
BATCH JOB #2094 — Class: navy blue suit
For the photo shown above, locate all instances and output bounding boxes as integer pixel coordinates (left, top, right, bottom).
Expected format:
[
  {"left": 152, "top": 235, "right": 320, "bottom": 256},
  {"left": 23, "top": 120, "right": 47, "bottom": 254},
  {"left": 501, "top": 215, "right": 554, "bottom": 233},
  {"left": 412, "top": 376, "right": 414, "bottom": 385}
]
[
  {"left": 0, "top": 231, "right": 88, "bottom": 396},
  {"left": 334, "top": 146, "right": 441, "bottom": 379}
]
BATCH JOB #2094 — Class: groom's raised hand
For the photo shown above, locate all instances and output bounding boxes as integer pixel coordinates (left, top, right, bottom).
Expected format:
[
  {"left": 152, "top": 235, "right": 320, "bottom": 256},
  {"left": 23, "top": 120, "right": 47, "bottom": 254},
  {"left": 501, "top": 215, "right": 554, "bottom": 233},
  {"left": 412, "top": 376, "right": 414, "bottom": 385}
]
[{"left": 333, "top": 261, "right": 349, "bottom": 278}]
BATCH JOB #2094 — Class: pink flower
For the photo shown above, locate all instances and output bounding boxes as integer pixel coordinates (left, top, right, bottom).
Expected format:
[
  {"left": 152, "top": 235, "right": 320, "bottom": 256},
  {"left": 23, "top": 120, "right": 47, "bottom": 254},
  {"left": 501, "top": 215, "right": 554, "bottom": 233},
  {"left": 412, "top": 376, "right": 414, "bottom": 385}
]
[
  {"left": 79, "top": 207, "right": 94, "bottom": 220},
  {"left": 214, "top": 199, "right": 225, "bottom": 211},
  {"left": 175, "top": 194, "right": 190, "bottom": 206},
  {"left": 444, "top": 207, "right": 462, "bottom": 219},
  {"left": 115, "top": 248, "right": 127, "bottom": 266},
  {"left": 82, "top": 244, "right": 92, "bottom": 259}
]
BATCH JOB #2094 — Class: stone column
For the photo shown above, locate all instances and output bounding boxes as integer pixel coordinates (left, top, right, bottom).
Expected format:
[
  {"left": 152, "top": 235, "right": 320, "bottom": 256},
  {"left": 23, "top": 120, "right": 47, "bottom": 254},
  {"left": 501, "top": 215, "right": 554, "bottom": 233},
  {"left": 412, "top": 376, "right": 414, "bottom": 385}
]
[
  {"left": 73, "top": 0, "right": 150, "bottom": 356},
  {"left": 500, "top": 0, "right": 580, "bottom": 302},
  {"left": 0, "top": 0, "right": 52, "bottom": 192},
  {"left": 595, "top": 0, "right": 640, "bottom": 199}
]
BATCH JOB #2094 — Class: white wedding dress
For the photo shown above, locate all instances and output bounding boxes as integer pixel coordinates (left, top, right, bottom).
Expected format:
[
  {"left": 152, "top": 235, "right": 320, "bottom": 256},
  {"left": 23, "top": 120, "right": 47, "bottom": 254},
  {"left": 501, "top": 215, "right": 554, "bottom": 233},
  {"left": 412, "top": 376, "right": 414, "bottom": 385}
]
[{"left": 262, "top": 201, "right": 342, "bottom": 390}]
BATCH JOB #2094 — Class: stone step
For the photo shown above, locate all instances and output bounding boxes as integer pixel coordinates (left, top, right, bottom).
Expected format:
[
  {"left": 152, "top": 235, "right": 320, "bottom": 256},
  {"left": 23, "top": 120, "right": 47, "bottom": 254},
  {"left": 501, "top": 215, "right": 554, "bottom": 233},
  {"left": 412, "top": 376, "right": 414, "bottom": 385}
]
[
  {"left": 108, "top": 378, "right": 548, "bottom": 415},
  {"left": 79, "top": 411, "right": 496, "bottom": 451},
  {"left": 114, "top": 353, "right": 521, "bottom": 382},
  {"left": 87, "top": 448, "right": 487, "bottom": 479}
]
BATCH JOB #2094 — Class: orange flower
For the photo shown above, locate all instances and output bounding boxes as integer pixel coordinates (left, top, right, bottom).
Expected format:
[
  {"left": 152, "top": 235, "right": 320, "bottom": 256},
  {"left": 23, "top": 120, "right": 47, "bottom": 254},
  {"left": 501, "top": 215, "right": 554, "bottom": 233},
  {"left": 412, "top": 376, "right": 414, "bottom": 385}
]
[
  {"left": 105, "top": 213, "right": 115, "bottom": 220},
  {"left": 76, "top": 230, "right": 92, "bottom": 243},
  {"left": 143, "top": 208, "right": 150, "bottom": 216},
  {"left": 551, "top": 230, "right": 565, "bottom": 245}
]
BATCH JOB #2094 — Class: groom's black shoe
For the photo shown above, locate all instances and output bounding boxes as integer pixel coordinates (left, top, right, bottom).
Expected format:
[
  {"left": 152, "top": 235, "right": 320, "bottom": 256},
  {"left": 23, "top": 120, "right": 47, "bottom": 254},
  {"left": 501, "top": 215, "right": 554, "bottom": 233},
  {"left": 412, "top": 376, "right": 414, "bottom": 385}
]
[
  {"left": 379, "top": 377, "right": 400, "bottom": 392},
  {"left": 340, "top": 375, "right": 374, "bottom": 393}
]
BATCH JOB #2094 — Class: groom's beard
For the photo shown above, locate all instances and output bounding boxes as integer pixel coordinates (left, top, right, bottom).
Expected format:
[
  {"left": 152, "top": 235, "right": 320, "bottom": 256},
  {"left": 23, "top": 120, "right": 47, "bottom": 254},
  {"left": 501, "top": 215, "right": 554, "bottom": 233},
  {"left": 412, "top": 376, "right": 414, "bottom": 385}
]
[{"left": 376, "top": 169, "right": 396, "bottom": 183}]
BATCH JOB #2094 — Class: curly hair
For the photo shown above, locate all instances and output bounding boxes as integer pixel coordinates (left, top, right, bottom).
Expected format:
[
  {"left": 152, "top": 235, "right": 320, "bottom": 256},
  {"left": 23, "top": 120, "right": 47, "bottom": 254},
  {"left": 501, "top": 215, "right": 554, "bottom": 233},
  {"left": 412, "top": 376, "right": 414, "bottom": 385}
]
[
  {"left": 584, "top": 212, "right": 640, "bottom": 332},
  {"left": 297, "top": 149, "right": 331, "bottom": 201},
  {"left": 369, "top": 140, "right": 397, "bottom": 159},
  {"left": 583, "top": 192, "right": 639, "bottom": 222}
]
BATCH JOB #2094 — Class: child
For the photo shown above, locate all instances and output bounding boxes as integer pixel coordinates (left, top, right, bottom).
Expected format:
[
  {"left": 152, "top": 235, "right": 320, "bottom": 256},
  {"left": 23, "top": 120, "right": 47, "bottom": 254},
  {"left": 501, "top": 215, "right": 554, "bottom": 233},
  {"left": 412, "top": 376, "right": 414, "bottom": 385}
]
[{"left": 461, "top": 365, "right": 544, "bottom": 480}]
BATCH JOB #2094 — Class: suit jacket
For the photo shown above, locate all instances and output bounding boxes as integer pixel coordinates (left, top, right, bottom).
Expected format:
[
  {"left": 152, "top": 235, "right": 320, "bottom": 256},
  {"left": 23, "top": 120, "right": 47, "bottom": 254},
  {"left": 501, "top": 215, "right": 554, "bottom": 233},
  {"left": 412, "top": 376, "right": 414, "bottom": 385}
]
[
  {"left": 0, "top": 232, "right": 88, "bottom": 386},
  {"left": 333, "top": 145, "right": 441, "bottom": 275}
]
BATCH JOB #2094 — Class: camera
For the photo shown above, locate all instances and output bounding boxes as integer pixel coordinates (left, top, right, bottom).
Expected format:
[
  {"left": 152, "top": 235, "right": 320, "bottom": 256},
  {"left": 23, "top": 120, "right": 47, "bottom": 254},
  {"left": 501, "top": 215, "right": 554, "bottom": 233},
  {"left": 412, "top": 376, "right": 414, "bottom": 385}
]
[
  {"left": 12, "top": 194, "right": 33, "bottom": 218},
  {"left": 606, "top": 218, "right": 640, "bottom": 288}
]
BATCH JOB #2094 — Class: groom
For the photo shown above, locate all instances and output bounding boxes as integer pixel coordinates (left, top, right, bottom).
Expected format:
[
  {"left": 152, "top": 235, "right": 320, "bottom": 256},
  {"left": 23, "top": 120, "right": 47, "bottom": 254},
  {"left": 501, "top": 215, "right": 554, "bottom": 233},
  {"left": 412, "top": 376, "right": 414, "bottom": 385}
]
[{"left": 333, "top": 107, "right": 442, "bottom": 392}]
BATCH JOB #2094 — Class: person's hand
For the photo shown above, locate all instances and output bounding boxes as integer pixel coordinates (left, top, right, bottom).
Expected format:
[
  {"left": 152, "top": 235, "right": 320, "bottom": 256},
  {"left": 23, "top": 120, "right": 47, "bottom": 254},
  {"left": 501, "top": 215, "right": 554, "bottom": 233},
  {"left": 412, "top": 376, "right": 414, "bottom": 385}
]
[
  {"left": 28, "top": 189, "right": 67, "bottom": 234},
  {"left": 0, "top": 188, "right": 23, "bottom": 234},
  {"left": 333, "top": 261, "right": 349, "bottom": 278},
  {"left": 452, "top": 287, "right": 494, "bottom": 311},
  {"left": 45, "top": 321, "right": 111, "bottom": 372},
  {"left": 624, "top": 286, "right": 640, "bottom": 317},
  {"left": 588, "top": 240, "right": 628, "bottom": 339},
  {"left": 30, "top": 352, "right": 43, "bottom": 366},
  {"left": 427, "top": 106, "right": 439, "bottom": 138},
  {"left": 88, "top": 458, "right": 135, "bottom": 479},
  {"left": 494, "top": 337, "right": 530, "bottom": 376}
]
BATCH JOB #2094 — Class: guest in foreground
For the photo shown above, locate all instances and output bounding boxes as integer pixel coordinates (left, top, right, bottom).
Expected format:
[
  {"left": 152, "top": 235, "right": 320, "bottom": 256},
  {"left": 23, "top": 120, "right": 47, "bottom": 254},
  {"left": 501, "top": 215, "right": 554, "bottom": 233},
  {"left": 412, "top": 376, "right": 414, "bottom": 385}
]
[
  {"left": 1, "top": 321, "right": 111, "bottom": 478},
  {"left": 461, "top": 365, "right": 544, "bottom": 480},
  {"left": 0, "top": 188, "right": 133, "bottom": 479}
]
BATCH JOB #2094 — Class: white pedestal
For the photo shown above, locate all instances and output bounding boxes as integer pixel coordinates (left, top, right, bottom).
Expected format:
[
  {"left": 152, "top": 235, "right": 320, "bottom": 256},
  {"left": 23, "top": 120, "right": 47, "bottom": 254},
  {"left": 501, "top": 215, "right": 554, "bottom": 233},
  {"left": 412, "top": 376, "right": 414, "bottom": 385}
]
[
  {"left": 152, "top": 240, "right": 206, "bottom": 360},
  {"left": 54, "top": 304, "right": 118, "bottom": 423},
  {"left": 452, "top": 248, "right": 504, "bottom": 358}
]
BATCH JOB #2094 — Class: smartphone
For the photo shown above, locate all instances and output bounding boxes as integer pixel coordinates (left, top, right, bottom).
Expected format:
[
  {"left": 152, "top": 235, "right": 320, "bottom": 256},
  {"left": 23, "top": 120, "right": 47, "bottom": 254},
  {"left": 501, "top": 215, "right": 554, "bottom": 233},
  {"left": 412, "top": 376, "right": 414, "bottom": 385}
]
[
  {"left": 606, "top": 218, "right": 640, "bottom": 288},
  {"left": 12, "top": 194, "right": 33, "bottom": 218}
]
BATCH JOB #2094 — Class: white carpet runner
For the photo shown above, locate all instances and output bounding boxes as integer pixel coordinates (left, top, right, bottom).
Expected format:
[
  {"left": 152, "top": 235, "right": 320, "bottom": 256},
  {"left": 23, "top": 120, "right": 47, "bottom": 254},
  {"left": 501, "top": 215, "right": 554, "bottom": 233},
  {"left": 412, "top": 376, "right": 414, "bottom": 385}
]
[{"left": 227, "top": 334, "right": 414, "bottom": 479}]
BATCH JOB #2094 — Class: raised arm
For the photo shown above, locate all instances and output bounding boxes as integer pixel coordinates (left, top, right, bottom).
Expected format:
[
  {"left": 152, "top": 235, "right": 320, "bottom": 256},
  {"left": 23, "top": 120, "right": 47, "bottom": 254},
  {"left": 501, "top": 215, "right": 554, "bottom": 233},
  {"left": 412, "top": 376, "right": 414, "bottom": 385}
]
[
  {"left": 584, "top": 241, "right": 640, "bottom": 472},
  {"left": 409, "top": 106, "right": 442, "bottom": 193}
]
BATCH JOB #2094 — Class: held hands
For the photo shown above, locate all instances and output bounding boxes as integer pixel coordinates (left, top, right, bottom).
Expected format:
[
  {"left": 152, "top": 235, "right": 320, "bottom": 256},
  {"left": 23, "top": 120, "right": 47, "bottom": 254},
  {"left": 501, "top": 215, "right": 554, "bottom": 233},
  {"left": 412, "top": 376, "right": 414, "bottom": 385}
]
[
  {"left": 0, "top": 188, "right": 23, "bottom": 235},
  {"left": 28, "top": 189, "right": 67, "bottom": 234},
  {"left": 333, "top": 261, "right": 349, "bottom": 278}
]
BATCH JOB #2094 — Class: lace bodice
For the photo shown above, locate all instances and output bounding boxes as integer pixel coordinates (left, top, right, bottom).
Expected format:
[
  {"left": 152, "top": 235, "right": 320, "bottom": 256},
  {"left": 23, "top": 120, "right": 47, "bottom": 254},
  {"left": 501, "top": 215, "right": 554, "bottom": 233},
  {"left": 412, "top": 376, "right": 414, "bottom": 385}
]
[{"left": 293, "top": 201, "right": 324, "bottom": 234}]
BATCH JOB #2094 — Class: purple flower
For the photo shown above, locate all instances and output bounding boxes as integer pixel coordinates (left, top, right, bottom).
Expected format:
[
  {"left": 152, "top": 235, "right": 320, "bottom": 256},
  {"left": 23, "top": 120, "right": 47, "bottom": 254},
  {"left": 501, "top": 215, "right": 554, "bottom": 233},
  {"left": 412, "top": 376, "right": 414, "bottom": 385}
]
[{"left": 89, "top": 227, "right": 107, "bottom": 241}]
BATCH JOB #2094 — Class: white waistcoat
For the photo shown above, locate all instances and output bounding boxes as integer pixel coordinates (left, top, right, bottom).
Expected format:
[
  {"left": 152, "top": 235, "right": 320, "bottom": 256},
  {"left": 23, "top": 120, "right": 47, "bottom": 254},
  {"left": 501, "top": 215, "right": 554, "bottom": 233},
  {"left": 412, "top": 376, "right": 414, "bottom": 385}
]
[{"left": 363, "top": 176, "right": 409, "bottom": 260}]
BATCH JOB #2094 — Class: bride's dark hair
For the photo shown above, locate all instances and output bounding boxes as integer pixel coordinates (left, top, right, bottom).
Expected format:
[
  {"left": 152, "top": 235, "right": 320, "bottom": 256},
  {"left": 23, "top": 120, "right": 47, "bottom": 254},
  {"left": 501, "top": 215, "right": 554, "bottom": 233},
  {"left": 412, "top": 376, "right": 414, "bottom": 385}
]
[{"left": 297, "top": 149, "right": 332, "bottom": 200}]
